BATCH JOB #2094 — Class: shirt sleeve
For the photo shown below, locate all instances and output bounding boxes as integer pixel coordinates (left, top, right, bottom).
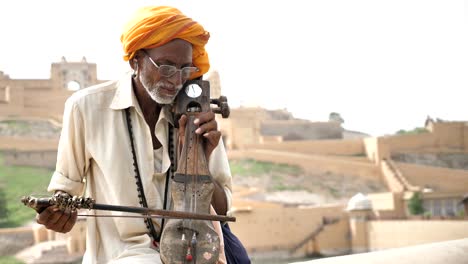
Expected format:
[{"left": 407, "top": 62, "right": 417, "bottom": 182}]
[
  {"left": 47, "top": 97, "right": 90, "bottom": 196},
  {"left": 208, "top": 137, "right": 233, "bottom": 216}
]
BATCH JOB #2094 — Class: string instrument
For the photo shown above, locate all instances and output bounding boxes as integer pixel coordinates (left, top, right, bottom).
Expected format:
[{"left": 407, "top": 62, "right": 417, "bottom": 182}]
[
  {"left": 160, "top": 79, "right": 230, "bottom": 263},
  {"left": 20, "top": 79, "right": 232, "bottom": 264}
]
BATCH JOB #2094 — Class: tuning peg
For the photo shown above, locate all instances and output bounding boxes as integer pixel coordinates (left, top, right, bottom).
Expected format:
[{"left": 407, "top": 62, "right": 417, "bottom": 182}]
[{"left": 211, "top": 96, "right": 230, "bottom": 118}]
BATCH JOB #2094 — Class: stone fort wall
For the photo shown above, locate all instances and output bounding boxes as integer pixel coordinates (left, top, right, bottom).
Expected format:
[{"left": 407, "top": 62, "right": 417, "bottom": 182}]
[
  {"left": 1, "top": 60, "right": 468, "bottom": 261},
  {"left": 0, "top": 57, "right": 104, "bottom": 122},
  {"left": 0, "top": 60, "right": 347, "bottom": 153}
]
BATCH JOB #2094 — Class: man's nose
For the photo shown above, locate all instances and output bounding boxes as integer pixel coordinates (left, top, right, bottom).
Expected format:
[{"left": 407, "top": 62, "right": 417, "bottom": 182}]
[{"left": 168, "top": 70, "right": 184, "bottom": 86}]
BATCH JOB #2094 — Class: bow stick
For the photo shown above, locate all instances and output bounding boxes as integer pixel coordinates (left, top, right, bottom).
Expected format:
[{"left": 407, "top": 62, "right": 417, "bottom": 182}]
[{"left": 21, "top": 194, "right": 236, "bottom": 222}]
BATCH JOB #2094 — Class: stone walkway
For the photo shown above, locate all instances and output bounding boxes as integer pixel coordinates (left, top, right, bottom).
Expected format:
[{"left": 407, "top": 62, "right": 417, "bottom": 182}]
[{"left": 15, "top": 241, "right": 82, "bottom": 264}]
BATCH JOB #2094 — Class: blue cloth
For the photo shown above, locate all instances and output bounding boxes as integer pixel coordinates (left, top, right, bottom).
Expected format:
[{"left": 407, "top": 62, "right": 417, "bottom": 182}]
[{"left": 223, "top": 223, "right": 251, "bottom": 264}]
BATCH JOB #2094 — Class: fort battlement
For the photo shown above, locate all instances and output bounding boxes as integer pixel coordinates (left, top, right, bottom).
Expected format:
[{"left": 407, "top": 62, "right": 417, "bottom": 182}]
[{"left": 1, "top": 60, "right": 468, "bottom": 262}]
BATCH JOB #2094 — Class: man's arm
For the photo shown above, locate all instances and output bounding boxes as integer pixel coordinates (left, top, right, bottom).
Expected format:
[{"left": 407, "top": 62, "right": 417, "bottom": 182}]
[
  {"left": 211, "top": 179, "right": 228, "bottom": 215},
  {"left": 37, "top": 96, "right": 89, "bottom": 233},
  {"left": 208, "top": 137, "right": 233, "bottom": 217},
  {"left": 47, "top": 97, "right": 90, "bottom": 196}
]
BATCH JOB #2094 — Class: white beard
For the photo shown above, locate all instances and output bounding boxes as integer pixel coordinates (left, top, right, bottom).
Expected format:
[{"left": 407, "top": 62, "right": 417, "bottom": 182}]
[{"left": 139, "top": 74, "right": 182, "bottom": 104}]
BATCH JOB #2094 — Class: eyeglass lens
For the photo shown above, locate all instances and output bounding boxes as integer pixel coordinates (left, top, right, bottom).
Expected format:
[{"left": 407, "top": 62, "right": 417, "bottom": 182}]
[{"left": 158, "top": 65, "right": 196, "bottom": 79}]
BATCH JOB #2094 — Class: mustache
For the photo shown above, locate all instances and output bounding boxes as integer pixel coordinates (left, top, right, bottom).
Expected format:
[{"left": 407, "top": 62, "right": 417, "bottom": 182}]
[{"left": 155, "top": 82, "right": 182, "bottom": 91}]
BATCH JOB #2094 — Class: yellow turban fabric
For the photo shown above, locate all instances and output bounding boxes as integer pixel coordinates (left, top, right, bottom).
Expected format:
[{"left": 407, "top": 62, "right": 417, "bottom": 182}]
[{"left": 121, "top": 6, "right": 210, "bottom": 79}]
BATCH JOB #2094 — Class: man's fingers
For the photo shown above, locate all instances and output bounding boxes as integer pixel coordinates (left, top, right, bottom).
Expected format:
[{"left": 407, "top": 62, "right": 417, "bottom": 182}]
[
  {"left": 194, "top": 112, "right": 215, "bottom": 125},
  {"left": 193, "top": 111, "right": 217, "bottom": 135},
  {"left": 44, "top": 209, "right": 65, "bottom": 229},
  {"left": 203, "top": 131, "right": 221, "bottom": 145},
  {"left": 54, "top": 211, "right": 72, "bottom": 232},
  {"left": 62, "top": 211, "right": 78, "bottom": 233},
  {"left": 36, "top": 206, "right": 57, "bottom": 224},
  {"left": 36, "top": 206, "right": 77, "bottom": 233},
  {"left": 203, "top": 131, "right": 222, "bottom": 159},
  {"left": 180, "top": 111, "right": 220, "bottom": 159},
  {"left": 56, "top": 210, "right": 77, "bottom": 233},
  {"left": 195, "top": 120, "right": 218, "bottom": 135},
  {"left": 48, "top": 208, "right": 65, "bottom": 224}
]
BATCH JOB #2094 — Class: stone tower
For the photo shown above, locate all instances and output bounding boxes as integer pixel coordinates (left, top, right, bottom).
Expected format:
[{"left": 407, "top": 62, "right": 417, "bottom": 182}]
[
  {"left": 346, "top": 193, "right": 373, "bottom": 253},
  {"left": 206, "top": 70, "right": 221, "bottom": 99},
  {"left": 50, "top": 56, "right": 98, "bottom": 90}
]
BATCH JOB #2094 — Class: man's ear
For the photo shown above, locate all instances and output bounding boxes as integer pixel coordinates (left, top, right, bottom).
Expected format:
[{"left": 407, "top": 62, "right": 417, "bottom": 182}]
[
  {"left": 129, "top": 57, "right": 138, "bottom": 70},
  {"left": 130, "top": 50, "right": 144, "bottom": 70}
]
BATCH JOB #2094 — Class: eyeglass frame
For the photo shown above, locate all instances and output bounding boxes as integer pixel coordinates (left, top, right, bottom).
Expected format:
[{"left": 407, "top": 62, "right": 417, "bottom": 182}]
[{"left": 141, "top": 50, "right": 199, "bottom": 79}]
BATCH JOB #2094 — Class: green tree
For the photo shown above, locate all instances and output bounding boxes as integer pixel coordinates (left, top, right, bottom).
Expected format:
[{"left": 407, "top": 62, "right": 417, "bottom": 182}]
[
  {"left": 408, "top": 192, "right": 425, "bottom": 215},
  {"left": 329, "top": 112, "right": 344, "bottom": 124},
  {"left": 0, "top": 186, "right": 8, "bottom": 223},
  {"left": 396, "top": 127, "right": 428, "bottom": 135}
]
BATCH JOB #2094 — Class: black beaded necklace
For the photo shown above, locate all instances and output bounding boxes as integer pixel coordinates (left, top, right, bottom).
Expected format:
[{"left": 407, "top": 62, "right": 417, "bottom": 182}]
[{"left": 124, "top": 107, "right": 175, "bottom": 244}]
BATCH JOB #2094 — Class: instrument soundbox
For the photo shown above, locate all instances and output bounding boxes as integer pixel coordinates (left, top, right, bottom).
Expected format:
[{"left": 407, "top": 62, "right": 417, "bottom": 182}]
[{"left": 160, "top": 79, "right": 230, "bottom": 264}]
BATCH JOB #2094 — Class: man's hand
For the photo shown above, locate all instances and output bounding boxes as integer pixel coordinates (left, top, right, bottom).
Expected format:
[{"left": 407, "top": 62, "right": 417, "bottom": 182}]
[
  {"left": 178, "top": 111, "right": 221, "bottom": 160},
  {"left": 36, "top": 206, "right": 77, "bottom": 233},
  {"left": 36, "top": 192, "right": 78, "bottom": 233}
]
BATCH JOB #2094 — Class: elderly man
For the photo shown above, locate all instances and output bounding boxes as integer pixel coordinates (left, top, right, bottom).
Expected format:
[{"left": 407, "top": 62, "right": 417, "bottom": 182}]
[{"left": 36, "top": 6, "right": 235, "bottom": 264}]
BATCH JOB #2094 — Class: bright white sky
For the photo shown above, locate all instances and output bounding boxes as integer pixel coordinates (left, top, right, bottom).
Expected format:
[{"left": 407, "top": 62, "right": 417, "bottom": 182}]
[{"left": 0, "top": 0, "right": 466, "bottom": 136}]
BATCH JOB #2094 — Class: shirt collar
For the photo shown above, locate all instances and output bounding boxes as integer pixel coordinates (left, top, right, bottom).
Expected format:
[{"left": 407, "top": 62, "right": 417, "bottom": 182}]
[
  {"left": 109, "top": 72, "right": 174, "bottom": 125},
  {"left": 160, "top": 104, "right": 174, "bottom": 126},
  {"left": 109, "top": 72, "right": 140, "bottom": 111}
]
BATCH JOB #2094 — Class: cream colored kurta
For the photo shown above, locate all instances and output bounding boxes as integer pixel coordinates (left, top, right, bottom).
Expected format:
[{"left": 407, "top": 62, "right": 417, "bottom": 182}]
[{"left": 48, "top": 73, "right": 232, "bottom": 264}]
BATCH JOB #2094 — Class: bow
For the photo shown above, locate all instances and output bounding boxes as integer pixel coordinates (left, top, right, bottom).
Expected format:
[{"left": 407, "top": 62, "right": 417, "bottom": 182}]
[
  {"left": 21, "top": 194, "right": 236, "bottom": 222},
  {"left": 21, "top": 194, "right": 235, "bottom": 222}
]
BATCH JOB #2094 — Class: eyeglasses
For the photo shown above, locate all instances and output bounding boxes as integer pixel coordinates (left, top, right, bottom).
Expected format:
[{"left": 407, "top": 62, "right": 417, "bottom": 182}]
[{"left": 142, "top": 50, "right": 199, "bottom": 79}]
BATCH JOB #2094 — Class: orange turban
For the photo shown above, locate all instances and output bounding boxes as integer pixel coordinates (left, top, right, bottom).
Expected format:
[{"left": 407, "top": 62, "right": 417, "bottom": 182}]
[{"left": 121, "top": 6, "right": 210, "bottom": 79}]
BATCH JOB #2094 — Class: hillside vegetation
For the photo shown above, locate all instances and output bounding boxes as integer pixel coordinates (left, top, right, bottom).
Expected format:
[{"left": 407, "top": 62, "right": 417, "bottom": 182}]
[
  {"left": 229, "top": 158, "right": 386, "bottom": 204},
  {"left": 0, "top": 154, "right": 53, "bottom": 228},
  {"left": 392, "top": 152, "right": 468, "bottom": 170}
]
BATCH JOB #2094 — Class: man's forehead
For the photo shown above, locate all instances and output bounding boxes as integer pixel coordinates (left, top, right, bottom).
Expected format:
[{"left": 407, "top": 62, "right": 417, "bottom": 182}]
[{"left": 145, "top": 39, "right": 193, "bottom": 62}]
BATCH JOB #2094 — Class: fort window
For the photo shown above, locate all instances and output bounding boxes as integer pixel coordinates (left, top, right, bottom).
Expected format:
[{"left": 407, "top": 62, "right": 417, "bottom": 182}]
[
  {"left": 432, "top": 200, "right": 441, "bottom": 216},
  {"left": 67, "top": 81, "right": 81, "bottom": 91},
  {"left": 444, "top": 199, "right": 455, "bottom": 216},
  {"left": 0, "top": 86, "right": 10, "bottom": 103},
  {"left": 424, "top": 198, "right": 461, "bottom": 217},
  {"left": 423, "top": 199, "right": 430, "bottom": 213}
]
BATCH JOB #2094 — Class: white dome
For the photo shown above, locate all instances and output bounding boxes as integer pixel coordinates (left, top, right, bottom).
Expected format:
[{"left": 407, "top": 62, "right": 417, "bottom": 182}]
[{"left": 346, "top": 193, "right": 372, "bottom": 211}]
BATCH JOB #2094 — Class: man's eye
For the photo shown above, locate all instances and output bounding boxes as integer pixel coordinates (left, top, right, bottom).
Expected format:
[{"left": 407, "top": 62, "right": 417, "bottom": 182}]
[{"left": 160, "top": 66, "right": 176, "bottom": 73}]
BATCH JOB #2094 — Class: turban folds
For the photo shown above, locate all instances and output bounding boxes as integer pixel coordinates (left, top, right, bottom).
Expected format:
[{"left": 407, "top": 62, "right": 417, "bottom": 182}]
[{"left": 121, "top": 6, "right": 210, "bottom": 79}]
